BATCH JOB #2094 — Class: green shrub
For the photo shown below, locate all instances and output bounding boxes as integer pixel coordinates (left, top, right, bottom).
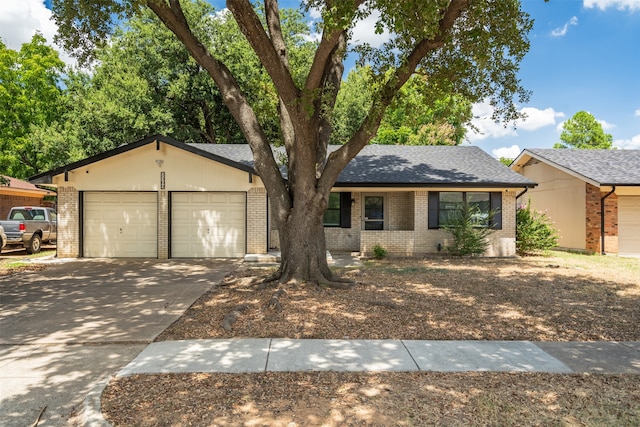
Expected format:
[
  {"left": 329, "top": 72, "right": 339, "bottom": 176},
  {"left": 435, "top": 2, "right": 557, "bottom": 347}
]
[
  {"left": 372, "top": 244, "right": 388, "bottom": 259},
  {"left": 442, "top": 203, "right": 495, "bottom": 256},
  {"left": 516, "top": 201, "right": 559, "bottom": 256}
]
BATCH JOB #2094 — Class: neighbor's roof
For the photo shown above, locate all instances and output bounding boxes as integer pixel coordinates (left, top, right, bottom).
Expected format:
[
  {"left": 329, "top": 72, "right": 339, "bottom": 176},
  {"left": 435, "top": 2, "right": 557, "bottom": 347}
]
[
  {"left": 30, "top": 134, "right": 535, "bottom": 188},
  {"left": 0, "top": 175, "right": 53, "bottom": 195},
  {"left": 511, "top": 148, "right": 640, "bottom": 186}
]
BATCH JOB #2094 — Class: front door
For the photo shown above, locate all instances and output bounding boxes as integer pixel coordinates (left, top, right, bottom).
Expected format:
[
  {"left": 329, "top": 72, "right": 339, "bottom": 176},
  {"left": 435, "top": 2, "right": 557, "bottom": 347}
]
[{"left": 363, "top": 195, "right": 385, "bottom": 230}]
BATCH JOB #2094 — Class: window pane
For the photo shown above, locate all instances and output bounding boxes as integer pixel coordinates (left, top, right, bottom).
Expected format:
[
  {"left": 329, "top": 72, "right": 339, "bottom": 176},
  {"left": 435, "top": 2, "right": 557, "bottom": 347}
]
[
  {"left": 365, "top": 220, "right": 384, "bottom": 230},
  {"left": 323, "top": 193, "right": 342, "bottom": 226},
  {"left": 327, "top": 193, "right": 341, "bottom": 209},
  {"left": 364, "top": 196, "right": 384, "bottom": 219},
  {"left": 323, "top": 210, "right": 340, "bottom": 226},
  {"left": 468, "top": 192, "right": 490, "bottom": 226}
]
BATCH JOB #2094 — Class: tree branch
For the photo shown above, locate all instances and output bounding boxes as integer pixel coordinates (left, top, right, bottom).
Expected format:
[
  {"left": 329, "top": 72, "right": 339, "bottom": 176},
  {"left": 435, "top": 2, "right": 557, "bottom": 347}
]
[
  {"left": 304, "top": 0, "right": 365, "bottom": 92},
  {"left": 227, "top": 0, "right": 299, "bottom": 106},
  {"left": 147, "top": 0, "right": 288, "bottom": 202},
  {"left": 318, "top": 0, "right": 470, "bottom": 192}
]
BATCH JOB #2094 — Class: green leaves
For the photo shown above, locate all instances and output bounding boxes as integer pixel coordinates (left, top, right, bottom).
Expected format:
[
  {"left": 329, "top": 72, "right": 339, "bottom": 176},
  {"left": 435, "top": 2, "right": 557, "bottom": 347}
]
[
  {"left": 516, "top": 201, "right": 559, "bottom": 256},
  {"left": 0, "top": 34, "right": 70, "bottom": 177},
  {"left": 554, "top": 111, "right": 613, "bottom": 150}
]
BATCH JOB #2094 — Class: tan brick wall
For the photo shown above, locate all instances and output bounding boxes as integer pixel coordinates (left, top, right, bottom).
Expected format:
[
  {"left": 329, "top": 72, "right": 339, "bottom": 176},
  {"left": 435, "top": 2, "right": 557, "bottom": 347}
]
[
  {"left": 267, "top": 190, "right": 518, "bottom": 258},
  {"left": 585, "top": 183, "right": 618, "bottom": 253},
  {"left": 325, "top": 192, "right": 361, "bottom": 252},
  {"left": 247, "top": 188, "right": 267, "bottom": 253},
  {"left": 361, "top": 231, "right": 415, "bottom": 256},
  {"left": 158, "top": 191, "right": 169, "bottom": 259},
  {"left": 56, "top": 186, "right": 80, "bottom": 257}
]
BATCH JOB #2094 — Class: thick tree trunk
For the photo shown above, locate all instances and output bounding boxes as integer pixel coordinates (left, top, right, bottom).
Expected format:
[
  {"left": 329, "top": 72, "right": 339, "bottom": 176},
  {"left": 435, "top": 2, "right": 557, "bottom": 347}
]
[{"left": 272, "top": 190, "right": 352, "bottom": 288}]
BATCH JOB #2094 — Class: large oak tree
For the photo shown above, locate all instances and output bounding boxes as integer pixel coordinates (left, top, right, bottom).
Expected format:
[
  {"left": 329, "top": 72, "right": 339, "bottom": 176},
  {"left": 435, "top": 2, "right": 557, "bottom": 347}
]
[{"left": 53, "top": 0, "right": 533, "bottom": 286}]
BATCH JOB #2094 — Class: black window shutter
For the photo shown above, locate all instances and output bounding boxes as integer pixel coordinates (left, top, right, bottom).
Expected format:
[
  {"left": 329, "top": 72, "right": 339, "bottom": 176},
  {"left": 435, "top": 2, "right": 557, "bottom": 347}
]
[
  {"left": 491, "top": 192, "right": 502, "bottom": 229},
  {"left": 340, "top": 192, "right": 352, "bottom": 228},
  {"left": 428, "top": 192, "right": 439, "bottom": 229}
]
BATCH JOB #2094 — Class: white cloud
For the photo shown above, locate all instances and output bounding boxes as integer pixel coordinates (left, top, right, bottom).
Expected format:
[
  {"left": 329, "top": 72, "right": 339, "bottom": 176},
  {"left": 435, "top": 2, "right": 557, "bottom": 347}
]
[
  {"left": 468, "top": 102, "right": 564, "bottom": 142},
  {"left": 598, "top": 119, "right": 616, "bottom": 130},
  {"left": 518, "top": 107, "right": 565, "bottom": 131},
  {"left": 551, "top": 16, "right": 578, "bottom": 37},
  {"left": 0, "top": 0, "right": 76, "bottom": 67},
  {"left": 492, "top": 145, "right": 522, "bottom": 160},
  {"left": 635, "top": 109, "right": 640, "bottom": 116},
  {"left": 351, "top": 10, "right": 392, "bottom": 48},
  {"left": 584, "top": 0, "right": 640, "bottom": 12},
  {"left": 614, "top": 134, "right": 640, "bottom": 149}
]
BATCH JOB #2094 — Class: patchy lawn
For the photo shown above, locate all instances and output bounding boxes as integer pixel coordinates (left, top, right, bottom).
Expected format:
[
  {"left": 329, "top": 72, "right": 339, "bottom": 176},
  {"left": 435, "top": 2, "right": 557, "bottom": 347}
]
[
  {"left": 103, "top": 252, "right": 640, "bottom": 426},
  {"left": 0, "top": 249, "right": 55, "bottom": 276},
  {"left": 156, "top": 252, "right": 640, "bottom": 342}
]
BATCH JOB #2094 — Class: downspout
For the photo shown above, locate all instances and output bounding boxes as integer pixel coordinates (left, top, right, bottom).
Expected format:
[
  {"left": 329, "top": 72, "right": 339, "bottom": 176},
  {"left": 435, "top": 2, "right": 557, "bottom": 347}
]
[
  {"left": 516, "top": 187, "right": 529, "bottom": 201},
  {"left": 600, "top": 186, "right": 616, "bottom": 255}
]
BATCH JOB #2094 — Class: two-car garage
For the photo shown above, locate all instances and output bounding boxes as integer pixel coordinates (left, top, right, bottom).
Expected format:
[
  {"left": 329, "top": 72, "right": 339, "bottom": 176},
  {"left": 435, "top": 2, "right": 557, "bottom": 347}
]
[{"left": 82, "top": 191, "right": 246, "bottom": 258}]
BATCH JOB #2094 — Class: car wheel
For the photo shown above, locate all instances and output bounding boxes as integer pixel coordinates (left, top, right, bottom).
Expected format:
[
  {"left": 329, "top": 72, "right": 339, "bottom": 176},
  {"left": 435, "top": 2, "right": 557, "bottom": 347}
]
[{"left": 26, "top": 234, "right": 42, "bottom": 254}]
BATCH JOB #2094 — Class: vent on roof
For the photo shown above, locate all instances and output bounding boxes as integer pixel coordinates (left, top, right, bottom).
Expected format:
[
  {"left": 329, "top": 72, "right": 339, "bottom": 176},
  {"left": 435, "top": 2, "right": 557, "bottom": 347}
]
[{"left": 524, "top": 158, "right": 540, "bottom": 167}]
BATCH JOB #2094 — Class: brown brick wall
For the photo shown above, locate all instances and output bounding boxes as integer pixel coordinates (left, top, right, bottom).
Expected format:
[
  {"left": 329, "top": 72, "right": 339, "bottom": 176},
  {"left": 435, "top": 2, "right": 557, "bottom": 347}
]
[
  {"left": 585, "top": 183, "right": 618, "bottom": 253},
  {"left": 0, "top": 195, "right": 46, "bottom": 219}
]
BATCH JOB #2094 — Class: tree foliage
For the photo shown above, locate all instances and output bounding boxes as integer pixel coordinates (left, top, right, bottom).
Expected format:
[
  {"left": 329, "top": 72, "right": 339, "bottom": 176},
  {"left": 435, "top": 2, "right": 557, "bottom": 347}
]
[
  {"left": 333, "top": 67, "right": 472, "bottom": 145},
  {"left": 553, "top": 111, "right": 613, "bottom": 150},
  {"left": 0, "top": 34, "right": 79, "bottom": 177},
  {"left": 442, "top": 202, "right": 495, "bottom": 256},
  {"left": 52, "top": 0, "right": 534, "bottom": 284},
  {"left": 516, "top": 201, "right": 559, "bottom": 256}
]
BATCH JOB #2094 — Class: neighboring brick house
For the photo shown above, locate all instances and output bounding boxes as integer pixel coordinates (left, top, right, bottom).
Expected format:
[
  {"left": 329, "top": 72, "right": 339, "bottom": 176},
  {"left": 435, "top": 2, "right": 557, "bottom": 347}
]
[
  {"left": 0, "top": 175, "right": 55, "bottom": 219},
  {"left": 30, "top": 135, "right": 535, "bottom": 259},
  {"left": 510, "top": 149, "right": 640, "bottom": 256}
]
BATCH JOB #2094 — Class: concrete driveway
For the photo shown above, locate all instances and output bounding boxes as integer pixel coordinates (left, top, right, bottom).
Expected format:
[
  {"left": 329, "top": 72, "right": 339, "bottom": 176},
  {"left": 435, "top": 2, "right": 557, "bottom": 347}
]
[{"left": 0, "top": 258, "right": 238, "bottom": 426}]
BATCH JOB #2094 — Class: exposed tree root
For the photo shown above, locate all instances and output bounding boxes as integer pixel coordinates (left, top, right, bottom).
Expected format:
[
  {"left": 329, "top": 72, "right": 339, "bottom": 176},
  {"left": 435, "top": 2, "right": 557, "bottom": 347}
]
[
  {"left": 221, "top": 303, "right": 250, "bottom": 332},
  {"left": 267, "top": 289, "right": 286, "bottom": 312},
  {"left": 318, "top": 278, "right": 355, "bottom": 290},
  {"left": 363, "top": 300, "right": 399, "bottom": 309}
]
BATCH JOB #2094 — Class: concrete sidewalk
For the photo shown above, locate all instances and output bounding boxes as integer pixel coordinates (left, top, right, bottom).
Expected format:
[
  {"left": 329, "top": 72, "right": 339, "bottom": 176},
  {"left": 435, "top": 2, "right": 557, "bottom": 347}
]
[
  {"left": 80, "top": 339, "right": 640, "bottom": 426},
  {"left": 117, "top": 339, "right": 640, "bottom": 376}
]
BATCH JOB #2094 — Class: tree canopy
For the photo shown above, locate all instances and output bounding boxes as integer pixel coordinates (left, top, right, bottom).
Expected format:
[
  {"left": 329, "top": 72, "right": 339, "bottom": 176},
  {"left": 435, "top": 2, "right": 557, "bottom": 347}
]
[
  {"left": 0, "top": 33, "right": 78, "bottom": 177},
  {"left": 553, "top": 110, "right": 613, "bottom": 149},
  {"left": 52, "top": 0, "right": 534, "bottom": 284}
]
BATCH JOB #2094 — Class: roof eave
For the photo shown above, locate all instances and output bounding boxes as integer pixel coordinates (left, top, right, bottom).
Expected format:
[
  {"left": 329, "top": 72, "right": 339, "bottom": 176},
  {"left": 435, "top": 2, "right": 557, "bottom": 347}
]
[{"left": 29, "top": 134, "right": 256, "bottom": 185}]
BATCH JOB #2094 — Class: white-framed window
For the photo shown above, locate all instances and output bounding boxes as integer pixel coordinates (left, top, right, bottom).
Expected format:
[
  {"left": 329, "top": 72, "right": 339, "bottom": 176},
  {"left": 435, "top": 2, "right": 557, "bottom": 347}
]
[{"left": 362, "top": 194, "right": 386, "bottom": 230}]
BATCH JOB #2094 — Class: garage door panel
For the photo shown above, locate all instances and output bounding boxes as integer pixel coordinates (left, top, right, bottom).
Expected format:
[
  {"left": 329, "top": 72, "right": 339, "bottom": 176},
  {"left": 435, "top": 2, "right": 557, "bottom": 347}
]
[
  {"left": 84, "top": 192, "right": 157, "bottom": 258},
  {"left": 619, "top": 196, "right": 640, "bottom": 255},
  {"left": 171, "top": 192, "right": 245, "bottom": 258}
]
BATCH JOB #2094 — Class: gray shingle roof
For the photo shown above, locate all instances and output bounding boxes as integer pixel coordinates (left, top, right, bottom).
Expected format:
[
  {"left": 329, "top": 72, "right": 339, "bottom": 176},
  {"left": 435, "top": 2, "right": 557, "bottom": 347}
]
[
  {"left": 524, "top": 149, "right": 640, "bottom": 186},
  {"left": 190, "top": 143, "right": 535, "bottom": 187}
]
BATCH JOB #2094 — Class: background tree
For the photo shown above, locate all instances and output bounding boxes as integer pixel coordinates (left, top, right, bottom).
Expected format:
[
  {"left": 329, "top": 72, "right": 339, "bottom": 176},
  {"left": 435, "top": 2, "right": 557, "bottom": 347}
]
[
  {"left": 553, "top": 110, "right": 613, "bottom": 149},
  {"left": 0, "top": 34, "right": 79, "bottom": 178},
  {"left": 332, "top": 67, "right": 472, "bottom": 145},
  {"left": 53, "top": 0, "right": 533, "bottom": 286}
]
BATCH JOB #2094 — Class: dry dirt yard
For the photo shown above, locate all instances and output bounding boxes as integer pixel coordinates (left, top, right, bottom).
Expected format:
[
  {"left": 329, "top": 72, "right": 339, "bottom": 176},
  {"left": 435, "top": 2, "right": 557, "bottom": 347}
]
[{"left": 103, "top": 252, "right": 640, "bottom": 426}]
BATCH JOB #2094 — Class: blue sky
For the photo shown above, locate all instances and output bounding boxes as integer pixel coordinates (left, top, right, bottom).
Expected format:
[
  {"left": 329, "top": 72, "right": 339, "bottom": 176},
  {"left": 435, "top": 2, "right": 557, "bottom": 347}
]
[{"left": 1, "top": 0, "right": 639, "bottom": 158}]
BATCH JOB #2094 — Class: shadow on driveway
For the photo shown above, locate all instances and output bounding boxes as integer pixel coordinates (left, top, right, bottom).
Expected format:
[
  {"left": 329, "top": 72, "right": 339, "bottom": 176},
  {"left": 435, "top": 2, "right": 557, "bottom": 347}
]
[{"left": 0, "top": 258, "right": 239, "bottom": 426}]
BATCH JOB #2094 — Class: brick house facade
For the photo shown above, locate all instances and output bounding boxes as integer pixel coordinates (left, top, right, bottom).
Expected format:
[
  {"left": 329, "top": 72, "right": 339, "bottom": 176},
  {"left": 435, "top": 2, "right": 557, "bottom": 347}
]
[{"left": 32, "top": 135, "right": 534, "bottom": 259}]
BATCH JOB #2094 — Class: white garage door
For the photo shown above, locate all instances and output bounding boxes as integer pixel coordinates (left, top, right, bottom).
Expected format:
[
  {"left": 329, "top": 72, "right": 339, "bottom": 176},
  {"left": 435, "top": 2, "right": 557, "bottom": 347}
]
[
  {"left": 619, "top": 196, "right": 640, "bottom": 255},
  {"left": 171, "top": 192, "right": 245, "bottom": 258},
  {"left": 84, "top": 192, "right": 157, "bottom": 258}
]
